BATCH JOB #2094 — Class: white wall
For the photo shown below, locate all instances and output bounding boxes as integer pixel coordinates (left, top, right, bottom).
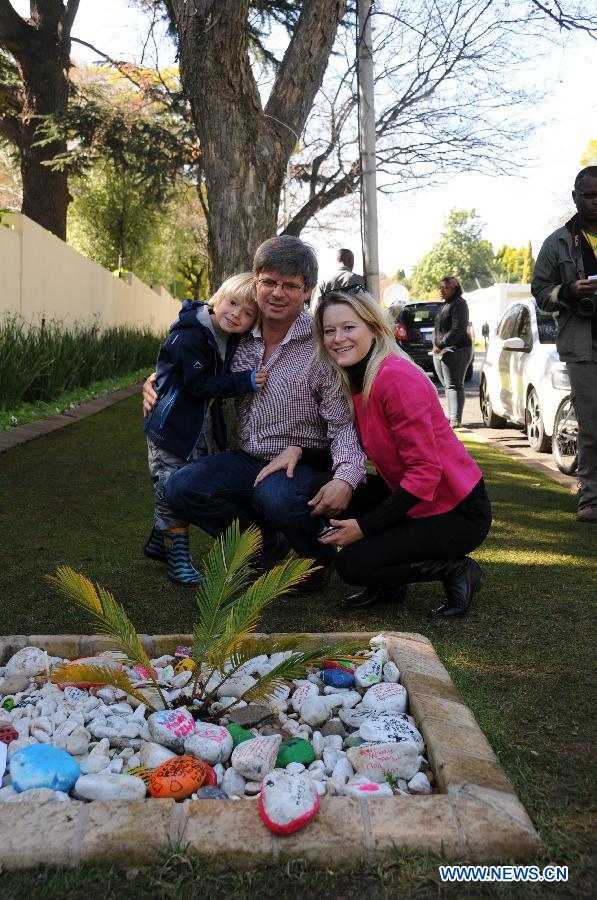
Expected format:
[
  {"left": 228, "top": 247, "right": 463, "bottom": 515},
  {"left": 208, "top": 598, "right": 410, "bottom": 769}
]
[{"left": 0, "top": 213, "right": 181, "bottom": 332}]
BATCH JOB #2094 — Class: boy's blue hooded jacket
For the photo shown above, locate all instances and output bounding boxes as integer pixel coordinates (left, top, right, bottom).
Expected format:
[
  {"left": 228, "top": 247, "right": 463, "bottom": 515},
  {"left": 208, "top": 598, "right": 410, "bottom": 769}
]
[{"left": 144, "top": 300, "right": 255, "bottom": 460}]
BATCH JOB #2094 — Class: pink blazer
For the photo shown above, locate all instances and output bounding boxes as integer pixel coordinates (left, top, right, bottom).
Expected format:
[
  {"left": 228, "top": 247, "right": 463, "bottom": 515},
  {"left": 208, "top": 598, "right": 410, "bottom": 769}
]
[{"left": 353, "top": 355, "right": 482, "bottom": 518}]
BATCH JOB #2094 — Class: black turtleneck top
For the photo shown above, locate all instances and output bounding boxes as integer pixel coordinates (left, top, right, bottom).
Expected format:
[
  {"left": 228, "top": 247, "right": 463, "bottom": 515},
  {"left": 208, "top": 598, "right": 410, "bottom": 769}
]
[{"left": 346, "top": 347, "right": 419, "bottom": 536}]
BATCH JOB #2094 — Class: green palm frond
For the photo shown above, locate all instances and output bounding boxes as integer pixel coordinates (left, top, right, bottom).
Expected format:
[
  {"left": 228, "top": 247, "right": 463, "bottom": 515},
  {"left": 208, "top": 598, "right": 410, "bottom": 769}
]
[
  {"left": 50, "top": 664, "right": 156, "bottom": 711},
  {"left": 47, "top": 566, "right": 156, "bottom": 680},
  {"left": 193, "top": 522, "right": 263, "bottom": 658},
  {"left": 208, "top": 557, "right": 317, "bottom": 668},
  {"left": 45, "top": 567, "right": 103, "bottom": 615}
]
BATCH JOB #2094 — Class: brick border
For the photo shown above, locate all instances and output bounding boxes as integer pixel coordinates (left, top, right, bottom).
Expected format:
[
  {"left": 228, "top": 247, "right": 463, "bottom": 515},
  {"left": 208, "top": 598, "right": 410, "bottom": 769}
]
[
  {"left": 0, "top": 632, "right": 541, "bottom": 868},
  {"left": 0, "top": 383, "right": 141, "bottom": 454}
]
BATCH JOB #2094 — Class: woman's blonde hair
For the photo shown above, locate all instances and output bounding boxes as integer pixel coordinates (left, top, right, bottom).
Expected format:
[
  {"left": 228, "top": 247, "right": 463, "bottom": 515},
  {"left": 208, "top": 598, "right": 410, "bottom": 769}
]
[
  {"left": 210, "top": 272, "right": 257, "bottom": 312},
  {"left": 313, "top": 289, "right": 414, "bottom": 403}
]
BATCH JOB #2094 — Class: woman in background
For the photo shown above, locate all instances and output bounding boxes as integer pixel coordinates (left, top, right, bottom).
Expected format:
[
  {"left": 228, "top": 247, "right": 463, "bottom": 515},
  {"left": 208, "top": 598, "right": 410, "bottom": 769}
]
[{"left": 432, "top": 276, "right": 472, "bottom": 429}]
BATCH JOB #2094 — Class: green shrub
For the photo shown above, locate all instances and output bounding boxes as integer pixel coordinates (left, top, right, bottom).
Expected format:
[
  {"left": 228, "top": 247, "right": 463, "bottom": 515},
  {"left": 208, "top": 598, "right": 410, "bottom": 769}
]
[{"left": 0, "top": 314, "right": 162, "bottom": 410}]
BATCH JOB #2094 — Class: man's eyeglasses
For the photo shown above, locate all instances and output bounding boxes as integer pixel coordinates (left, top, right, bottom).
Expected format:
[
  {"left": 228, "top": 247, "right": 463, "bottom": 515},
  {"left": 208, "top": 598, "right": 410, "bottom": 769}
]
[
  {"left": 257, "top": 277, "right": 305, "bottom": 293},
  {"left": 575, "top": 191, "right": 597, "bottom": 201}
]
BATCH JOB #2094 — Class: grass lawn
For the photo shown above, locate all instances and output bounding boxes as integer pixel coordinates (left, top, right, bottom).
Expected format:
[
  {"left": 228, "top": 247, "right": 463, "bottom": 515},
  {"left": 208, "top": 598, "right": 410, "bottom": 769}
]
[{"left": 0, "top": 395, "right": 595, "bottom": 898}]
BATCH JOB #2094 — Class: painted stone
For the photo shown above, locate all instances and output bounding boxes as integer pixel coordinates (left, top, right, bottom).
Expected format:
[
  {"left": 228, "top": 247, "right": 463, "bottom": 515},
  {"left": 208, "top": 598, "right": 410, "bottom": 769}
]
[
  {"left": 61, "top": 656, "right": 122, "bottom": 688},
  {"left": 196, "top": 786, "right": 229, "bottom": 799},
  {"left": 342, "top": 778, "right": 394, "bottom": 798},
  {"left": 226, "top": 723, "right": 254, "bottom": 748},
  {"left": 174, "top": 657, "right": 196, "bottom": 674},
  {"left": 74, "top": 773, "right": 147, "bottom": 800},
  {"left": 0, "top": 741, "right": 6, "bottom": 781},
  {"left": 361, "top": 682, "right": 407, "bottom": 714},
  {"left": 5, "top": 647, "right": 48, "bottom": 678},
  {"left": 382, "top": 661, "right": 400, "bottom": 683},
  {"left": 0, "top": 725, "right": 19, "bottom": 746},
  {"left": 290, "top": 681, "right": 318, "bottom": 713},
  {"left": 10, "top": 744, "right": 80, "bottom": 793},
  {"left": 354, "top": 653, "right": 384, "bottom": 689},
  {"left": 231, "top": 734, "right": 282, "bottom": 781},
  {"left": 299, "top": 694, "right": 330, "bottom": 728},
  {"left": 346, "top": 741, "right": 420, "bottom": 782},
  {"left": 359, "top": 714, "right": 424, "bottom": 752},
  {"left": 62, "top": 686, "right": 88, "bottom": 706},
  {"left": 148, "top": 755, "right": 207, "bottom": 799},
  {"left": 227, "top": 704, "right": 271, "bottom": 728},
  {"left": 322, "top": 659, "right": 355, "bottom": 673},
  {"left": 201, "top": 762, "right": 218, "bottom": 787},
  {"left": 147, "top": 708, "right": 196, "bottom": 752},
  {"left": 276, "top": 738, "right": 316, "bottom": 769},
  {"left": 184, "top": 722, "right": 233, "bottom": 765},
  {"left": 259, "top": 769, "right": 319, "bottom": 835},
  {"left": 339, "top": 706, "right": 391, "bottom": 729},
  {"left": 321, "top": 669, "right": 355, "bottom": 689}
]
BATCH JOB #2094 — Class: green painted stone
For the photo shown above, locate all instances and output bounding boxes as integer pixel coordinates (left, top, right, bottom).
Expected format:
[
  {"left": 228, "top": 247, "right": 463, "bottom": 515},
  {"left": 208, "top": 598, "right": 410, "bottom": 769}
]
[
  {"left": 276, "top": 738, "right": 315, "bottom": 768},
  {"left": 226, "top": 723, "right": 254, "bottom": 748}
]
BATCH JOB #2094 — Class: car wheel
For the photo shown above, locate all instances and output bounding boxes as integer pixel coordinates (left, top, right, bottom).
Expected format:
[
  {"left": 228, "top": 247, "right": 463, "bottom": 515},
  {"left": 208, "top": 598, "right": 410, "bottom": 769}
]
[
  {"left": 552, "top": 397, "right": 578, "bottom": 475},
  {"left": 525, "top": 388, "right": 550, "bottom": 452},
  {"left": 464, "top": 361, "right": 474, "bottom": 383},
  {"left": 479, "top": 376, "right": 506, "bottom": 428}
]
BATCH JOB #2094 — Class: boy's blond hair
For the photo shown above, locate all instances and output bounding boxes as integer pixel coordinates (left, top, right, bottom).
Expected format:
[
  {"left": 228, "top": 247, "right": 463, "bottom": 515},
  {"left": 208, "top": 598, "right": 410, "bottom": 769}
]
[{"left": 210, "top": 272, "right": 257, "bottom": 312}]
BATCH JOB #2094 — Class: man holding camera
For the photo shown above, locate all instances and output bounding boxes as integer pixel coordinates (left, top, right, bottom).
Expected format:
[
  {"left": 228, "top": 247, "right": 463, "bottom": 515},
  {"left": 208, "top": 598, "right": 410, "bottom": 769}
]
[{"left": 532, "top": 166, "right": 597, "bottom": 523}]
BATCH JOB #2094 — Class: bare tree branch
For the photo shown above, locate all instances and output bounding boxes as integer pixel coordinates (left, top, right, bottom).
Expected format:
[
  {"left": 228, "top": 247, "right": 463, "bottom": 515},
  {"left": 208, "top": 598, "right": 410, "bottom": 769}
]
[{"left": 0, "top": 0, "right": 35, "bottom": 55}]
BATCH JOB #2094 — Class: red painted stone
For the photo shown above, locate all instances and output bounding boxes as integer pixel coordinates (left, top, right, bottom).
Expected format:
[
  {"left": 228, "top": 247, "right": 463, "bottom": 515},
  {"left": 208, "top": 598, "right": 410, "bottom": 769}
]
[
  {"left": 201, "top": 762, "right": 218, "bottom": 787},
  {"left": 0, "top": 725, "right": 18, "bottom": 746}
]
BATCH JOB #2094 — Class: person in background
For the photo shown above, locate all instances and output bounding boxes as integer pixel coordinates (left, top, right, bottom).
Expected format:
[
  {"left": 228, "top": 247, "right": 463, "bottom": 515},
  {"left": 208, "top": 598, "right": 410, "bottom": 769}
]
[
  {"left": 532, "top": 165, "right": 597, "bottom": 525},
  {"left": 143, "top": 273, "right": 264, "bottom": 585},
  {"left": 320, "top": 248, "right": 366, "bottom": 294},
  {"left": 311, "top": 287, "right": 491, "bottom": 619},
  {"left": 432, "top": 276, "right": 472, "bottom": 429}
]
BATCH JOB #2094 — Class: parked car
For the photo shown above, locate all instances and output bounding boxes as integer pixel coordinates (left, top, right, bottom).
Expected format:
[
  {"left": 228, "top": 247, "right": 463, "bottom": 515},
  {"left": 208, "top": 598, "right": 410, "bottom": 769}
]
[
  {"left": 393, "top": 300, "right": 475, "bottom": 382},
  {"left": 479, "top": 299, "right": 572, "bottom": 453}
]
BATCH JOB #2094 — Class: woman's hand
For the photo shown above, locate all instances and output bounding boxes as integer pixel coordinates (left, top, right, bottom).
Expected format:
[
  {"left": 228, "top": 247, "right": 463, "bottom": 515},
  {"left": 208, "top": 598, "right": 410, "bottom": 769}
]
[
  {"left": 254, "top": 446, "right": 302, "bottom": 486},
  {"left": 142, "top": 372, "right": 158, "bottom": 416},
  {"left": 254, "top": 370, "right": 268, "bottom": 388},
  {"left": 318, "top": 518, "right": 363, "bottom": 547},
  {"left": 432, "top": 347, "right": 441, "bottom": 355}
]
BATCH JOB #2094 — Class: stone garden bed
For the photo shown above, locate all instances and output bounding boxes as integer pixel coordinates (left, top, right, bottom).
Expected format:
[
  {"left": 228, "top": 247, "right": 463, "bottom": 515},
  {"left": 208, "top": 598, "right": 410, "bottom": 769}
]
[{"left": 0, "top": 631, "right": 540, "bottom": 869}]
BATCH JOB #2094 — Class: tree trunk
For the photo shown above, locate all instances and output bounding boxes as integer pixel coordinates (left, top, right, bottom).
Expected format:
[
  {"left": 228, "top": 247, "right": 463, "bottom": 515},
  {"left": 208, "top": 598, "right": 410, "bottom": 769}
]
[
  {"left": 18, "top": 48, "right": 70, "bottom": 239},
  {"left": 0, "top": 0, "right": 78, "bottom": 240},
  {"left": 170, "top": 0, "right": 346, "bottom": 288}
]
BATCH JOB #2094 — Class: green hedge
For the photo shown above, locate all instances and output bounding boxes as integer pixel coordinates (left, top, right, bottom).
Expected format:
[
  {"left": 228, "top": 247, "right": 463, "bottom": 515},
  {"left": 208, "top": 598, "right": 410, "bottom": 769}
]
[{"left": 0, "top": 314, "right": 162, "bottom": 410}]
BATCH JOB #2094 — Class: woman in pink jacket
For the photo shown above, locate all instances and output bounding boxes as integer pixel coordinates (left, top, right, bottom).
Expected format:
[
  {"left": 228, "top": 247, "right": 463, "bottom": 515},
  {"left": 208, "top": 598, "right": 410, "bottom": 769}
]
[{"left": 313, "top": 287, "right": 492, "bottom": 619}]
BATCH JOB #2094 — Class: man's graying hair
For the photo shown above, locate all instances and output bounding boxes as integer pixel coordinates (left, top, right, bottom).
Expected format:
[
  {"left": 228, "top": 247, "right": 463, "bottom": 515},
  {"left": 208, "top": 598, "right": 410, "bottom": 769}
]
[{"left": 253, "top": 235, "right": 318, "bottom": 289}]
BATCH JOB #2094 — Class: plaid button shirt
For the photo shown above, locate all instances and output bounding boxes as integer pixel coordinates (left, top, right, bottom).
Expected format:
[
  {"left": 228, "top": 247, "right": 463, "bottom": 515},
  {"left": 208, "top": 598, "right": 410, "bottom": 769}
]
[{"left": 230, "top": 311, "right": 366, "bottom": 489}]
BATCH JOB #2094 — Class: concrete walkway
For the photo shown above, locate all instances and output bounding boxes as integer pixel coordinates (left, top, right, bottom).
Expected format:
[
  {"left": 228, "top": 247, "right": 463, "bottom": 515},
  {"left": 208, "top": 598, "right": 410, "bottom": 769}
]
[{"left": 0, "top": 383, "right": 141, "bottom": 454}]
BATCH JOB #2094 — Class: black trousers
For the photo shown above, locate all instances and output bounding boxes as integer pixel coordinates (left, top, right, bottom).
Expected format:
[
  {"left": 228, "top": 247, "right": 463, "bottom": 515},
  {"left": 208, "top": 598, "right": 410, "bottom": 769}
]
[{"left": 336, "top": 477, "right": 492, "bottom": 588}]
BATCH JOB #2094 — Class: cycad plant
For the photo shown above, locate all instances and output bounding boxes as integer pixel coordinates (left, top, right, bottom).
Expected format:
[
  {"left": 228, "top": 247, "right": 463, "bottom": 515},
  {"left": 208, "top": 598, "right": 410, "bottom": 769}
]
[{"left": 47, "top": 522, "right": 358, "bottom": 715}]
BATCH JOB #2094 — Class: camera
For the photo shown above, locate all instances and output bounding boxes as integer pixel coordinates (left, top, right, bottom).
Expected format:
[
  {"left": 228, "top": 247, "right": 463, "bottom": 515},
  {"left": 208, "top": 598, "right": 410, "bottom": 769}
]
[{"left": 576, "top": 295, "right": 597, "bottom": 318}]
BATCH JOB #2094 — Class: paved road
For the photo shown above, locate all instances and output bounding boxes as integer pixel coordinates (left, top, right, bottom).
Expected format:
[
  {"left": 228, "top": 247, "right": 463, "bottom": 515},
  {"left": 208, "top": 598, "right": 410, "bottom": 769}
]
[{"left": 435, "top": 351, "right": 577, "bottom": 492}]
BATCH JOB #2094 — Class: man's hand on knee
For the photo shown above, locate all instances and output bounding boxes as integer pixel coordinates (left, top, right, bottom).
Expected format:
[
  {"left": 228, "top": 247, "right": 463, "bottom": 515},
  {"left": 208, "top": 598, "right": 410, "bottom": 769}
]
[
  {"left": 308, "top": 478, "right": 353, "bottom": 517},
  {"left": 143, "top": 372, "right": 158, "bottom": 417}
]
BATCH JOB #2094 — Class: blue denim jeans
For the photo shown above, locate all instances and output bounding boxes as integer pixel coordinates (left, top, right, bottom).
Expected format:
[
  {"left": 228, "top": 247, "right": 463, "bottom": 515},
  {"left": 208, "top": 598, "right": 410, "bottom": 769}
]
[
  {"left": 433, "top": 346, "right": 469, "bottom": 423},
  {"left": 165, "top": 449, "right": 336, "bottom": 564}
]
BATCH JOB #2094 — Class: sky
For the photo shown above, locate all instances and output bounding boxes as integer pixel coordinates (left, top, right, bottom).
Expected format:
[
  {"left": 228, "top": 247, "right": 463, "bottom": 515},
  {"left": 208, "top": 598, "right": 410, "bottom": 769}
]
[{"left": 11, "top": 0, "right": 597, "bottom": 282}]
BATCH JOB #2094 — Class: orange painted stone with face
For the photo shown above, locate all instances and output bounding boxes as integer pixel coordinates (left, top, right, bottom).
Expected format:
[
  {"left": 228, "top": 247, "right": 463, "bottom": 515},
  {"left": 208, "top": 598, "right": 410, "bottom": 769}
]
[{"left": 148, "top": 755, "right": 207, "bottom": 799}]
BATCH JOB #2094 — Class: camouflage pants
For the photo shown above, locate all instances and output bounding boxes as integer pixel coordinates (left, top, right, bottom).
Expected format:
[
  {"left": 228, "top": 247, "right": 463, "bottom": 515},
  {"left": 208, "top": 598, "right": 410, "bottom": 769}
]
[{"left": 147, "top": 440, "right": 205, "bottom": 531}]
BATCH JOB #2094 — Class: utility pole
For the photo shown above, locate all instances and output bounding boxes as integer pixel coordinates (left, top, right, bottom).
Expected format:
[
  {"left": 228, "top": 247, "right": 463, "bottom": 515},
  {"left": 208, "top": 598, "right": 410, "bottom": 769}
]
[{"left": 357, "top": 0, "right": 380, "bottom": 301}]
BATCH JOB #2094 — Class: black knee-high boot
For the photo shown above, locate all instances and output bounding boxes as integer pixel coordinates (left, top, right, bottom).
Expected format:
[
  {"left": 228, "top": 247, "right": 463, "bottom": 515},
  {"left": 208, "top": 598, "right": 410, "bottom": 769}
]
[{"left": 408, "top": 557, "right": 485, "bottom": 618}]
